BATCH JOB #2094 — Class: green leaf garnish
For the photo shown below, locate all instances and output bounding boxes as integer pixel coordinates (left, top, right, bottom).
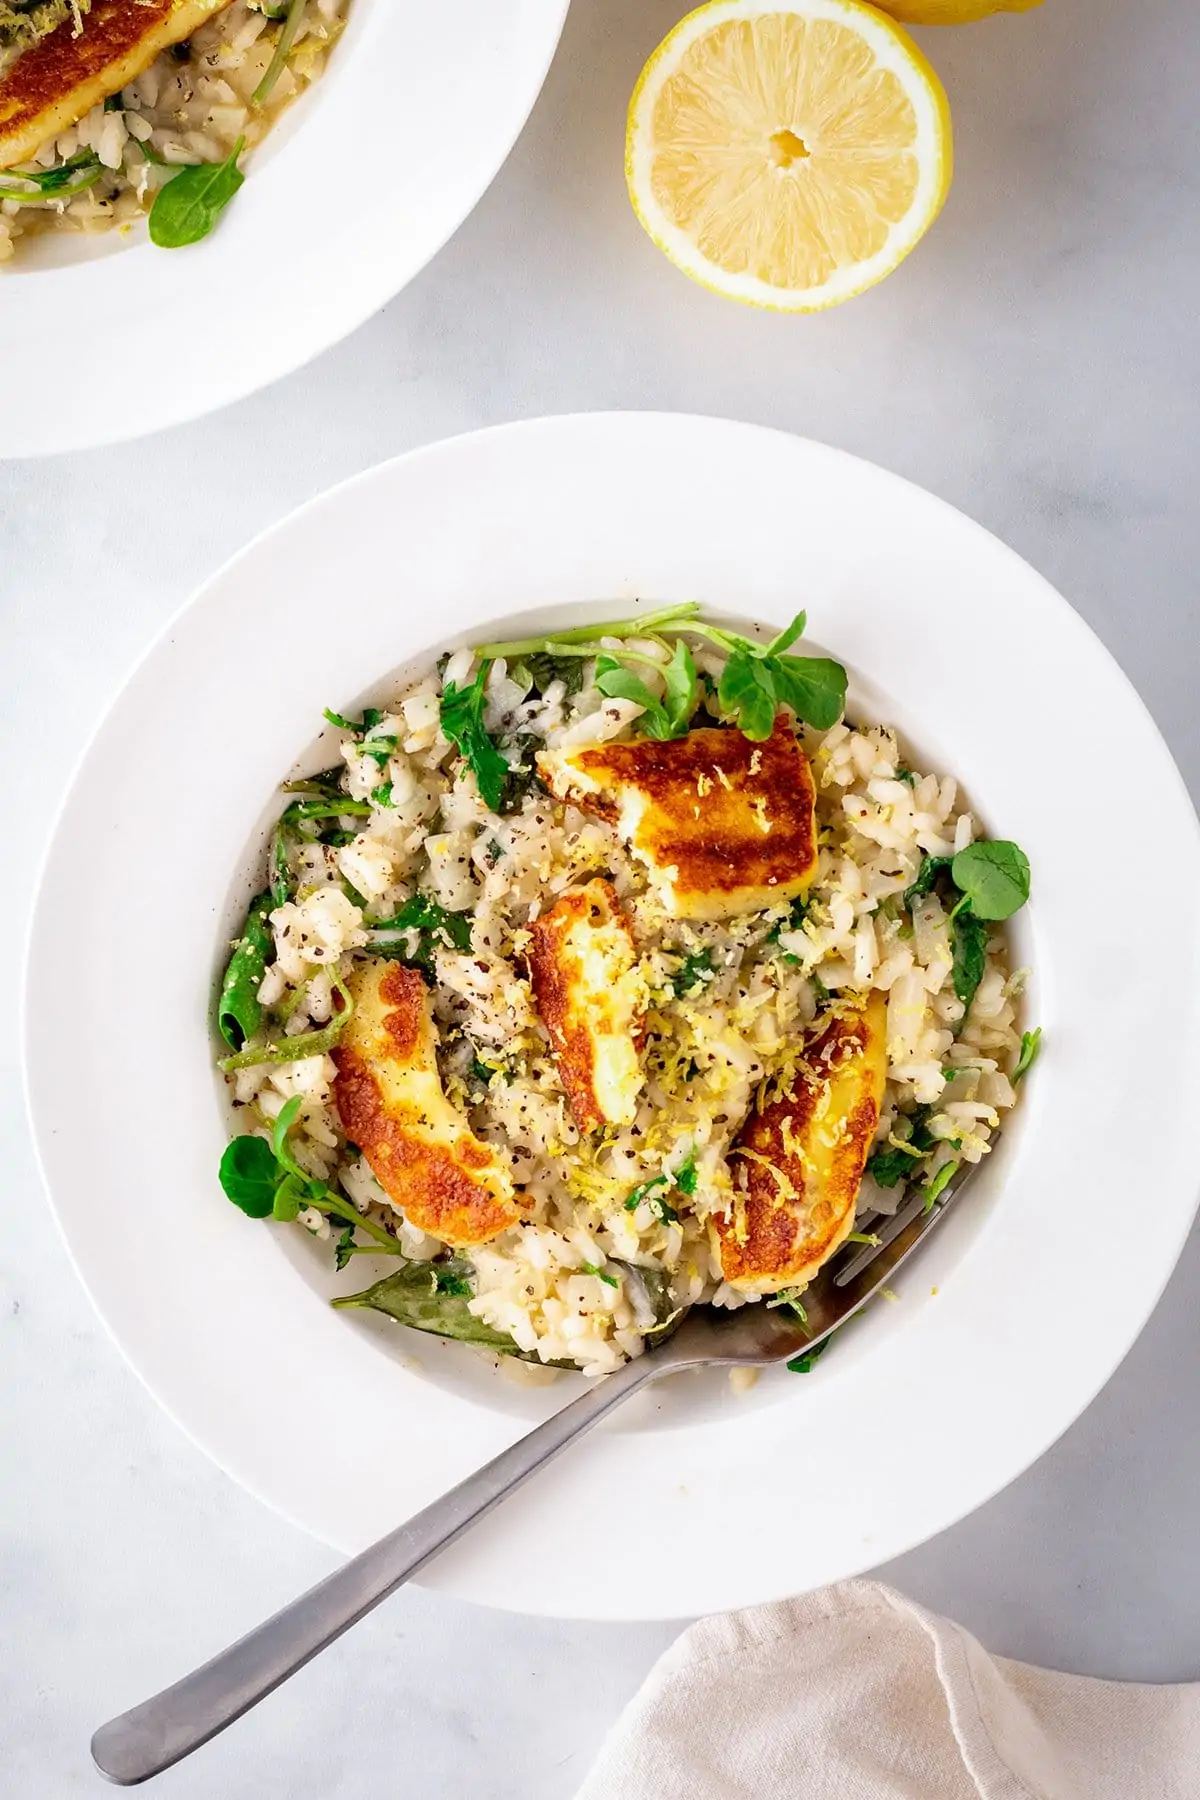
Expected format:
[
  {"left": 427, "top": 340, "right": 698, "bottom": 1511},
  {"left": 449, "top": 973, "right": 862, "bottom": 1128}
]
[
  {"left": 595, "top": 638, "right": 697, "bottom": 741},
  {"left": 580, "top": 1262, "right": 619, "bottom": 1288},
  {"left": 669, "top": 948, "right": 715, "bottom": 997},
  {"left": 787, "top": 1333, "right": 833, "bottom": 1374},
  {"left": 474, "top": 603, "right": 702, "bottom": 660},
  {"left": 921, "top": 1158, "right": 960, "bottom": 1211},
  {"left": 216, "top": 892, "right": 274, "bottom": 1051},
  {"left": 332, "top": 1261, "right": 543, "bottom": 1356},
  {"left": 217, "top": 973, "right": 355, "bottom": 1071},
  {"left": 0, "top": 149, "right": 103, "bottom": 202},
  {"left": 439, "top": 662, "right": 510, "bottom": 813},
  {"left": 949, "top": 840, "right": 1031, "bottom": 921},
  {"left": 623, "top": 1175, "right": 679, "bottom": 1223},
  {"left": 951, "top": 910, "right": 989, "bottom": 1013},
  {"left": 148, "top": 136, "right": 245, "bottom": 248},
  {"left": 522, "top": 652, "right": 587, "bottom": 697},
  {"left": 903, "top": 854, "right": 953, "bottom": 910},
  {"left": 218, "top": 1135, "right": 279, "bottom": 1218},
  {"left": 367, "top": 895, "right": 471, "bottom": 973},
  {"left": 674, "top": 1149, "right": 698, "bottom": 1196},
  {"left": 1012, "top": 1027, "right": 1042, "bottom": 1084}
]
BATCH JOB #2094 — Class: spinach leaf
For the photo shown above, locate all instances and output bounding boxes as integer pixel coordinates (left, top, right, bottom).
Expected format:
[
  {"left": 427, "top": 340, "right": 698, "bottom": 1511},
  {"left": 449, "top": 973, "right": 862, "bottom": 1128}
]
[
  {"left": 1012, "top": 1026, "right": 1042, "bottom": 1084},
  {"left": 895, "top": 767, "right": 917, "bottom": 787},
  {"left": 367, "top": 895, "right": 471, "bottom": 972},
  {"left": 788, "top": 1333, "right": 833, "bottom": 1374},
  {"left": 0, "top": 149, "right": 102, "bottom": 201},
  {"left": 439, "top": 663, "right": 509, "bottom": 812},
  {"left": 669, "top": 948, "right": 715, "bottom": 996},
  {"left": 216, "top": 892, "right": 274, "bottom": 1051},
  {"left": 921, "top": 1158, "right": 960, "bottom": 1211},
  {"left": 675, "top": 1148, "right": 698, "bottom": 1195},
  {"left": 523, "top": 652, "right": 586, "bottom": 697},
  {"left": 148, "top": 136, "right": 245, "bottom": 248},
  {"left": 218, "top": 1135, "right": 279, "bottom": 1218},
  {"left": 951, "top": 910, "right": 990, "bottom": 1012},
  {"left": 903, "top": 854, "right": 953, "bottom": 910},
  {"left": 499, "top": 731, "right": 544, "bottom": 815},
  {"left": 950, "top": 840, "right": 1031, "bottom": 921},
  {"left": 323, "top": 706, "right": 384, "bottom": 737},
  {"left": 768, "top": 895, "right": 811, "bottom": 961},
  {"left": 580, "top": 1261, "right": 619, "bottom": 1288},
  {"left": 332, "top": 1260, "right": 528, "bottom": 1353},
  {"left": 282, "top": 765, "right": 347, "bottom": 798},
  {"left": 217, "top": 973, "right": 355, "bottom": 1072},
  {"left": 866, "top": 1105, "right": 936, "bottom": 1188}
]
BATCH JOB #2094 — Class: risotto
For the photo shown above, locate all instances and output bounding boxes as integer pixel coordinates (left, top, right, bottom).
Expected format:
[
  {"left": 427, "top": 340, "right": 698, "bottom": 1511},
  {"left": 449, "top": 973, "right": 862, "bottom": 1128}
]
[
  {"left": 214, "top": 604, "right": 1038, "bottom": 1378},
  {"left": 0, "top": 0, "right": 348, "bottom": 263}
]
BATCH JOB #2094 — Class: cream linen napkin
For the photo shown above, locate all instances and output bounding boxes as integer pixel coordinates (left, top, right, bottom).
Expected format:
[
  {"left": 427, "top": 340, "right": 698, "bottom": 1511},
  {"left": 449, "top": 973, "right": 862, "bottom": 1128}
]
[{"left": 575, "top": 1579, "right": 1200, "bottom": 1800}]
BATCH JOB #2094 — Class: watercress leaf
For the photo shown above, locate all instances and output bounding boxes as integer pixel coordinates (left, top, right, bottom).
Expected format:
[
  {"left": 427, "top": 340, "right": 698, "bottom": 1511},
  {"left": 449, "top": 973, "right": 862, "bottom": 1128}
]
[
  {"left": 270, "top": 1093, "right": 305, "bottom": 1176},
  {"left": 1013, "top": 1026, "right": 1042, "bottom": 1084},
  {"left": 594, "top": 657, "right": 670, "bottom": 734},
  {"left": 763, "top": 610, "right": 807, "bottom": 657},
  {"left": 770, "top": 654, "right": 848, "bottom": 731},
  {"left": 950, "top": 840, "right": 1031, "bottom": 921},
  {"left": 216, "top": 892, "right": 273, "bottom": 1050},
  {"left": 903, "top": 854, "right": 953, "bottom": 911},
  {"left": 718, "top": 651, "right": 777, "bottom": 740},
  {"left": 659, "top": 638, "right": 698, "bottom": 735},
  {"left": 218, "top": 1135, "right": 279, "bottom": 1218},
  {"left": 439, "top": 664, "right": 509, "bottom": 813},
  {"left": 271, "top": 1172, "right": 306, "bottom": 1222},
  {"left": 148, "top": 136, "right": 245, "bottom": 248},
  {"left": 951, "top": 909, "right": 989, "bottom": 1012}
]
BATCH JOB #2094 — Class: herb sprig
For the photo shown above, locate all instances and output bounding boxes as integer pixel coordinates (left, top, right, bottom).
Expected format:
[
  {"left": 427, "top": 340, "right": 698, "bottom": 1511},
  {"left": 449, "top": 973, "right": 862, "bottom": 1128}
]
[
  {"left": 219, "top": 1096, "right": 399, "bottom": 1257},
  {"left": 439, "top": 662, "right": 510, "bottom": 813},
  {"left": 904, "top": 840, "right": 1031, "bottom": 1013}
]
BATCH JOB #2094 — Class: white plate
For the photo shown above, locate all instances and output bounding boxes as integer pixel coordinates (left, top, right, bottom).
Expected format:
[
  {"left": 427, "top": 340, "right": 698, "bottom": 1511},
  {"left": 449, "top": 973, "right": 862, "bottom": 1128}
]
[
  {"left": 1, "top": 0, "right": 569, "bottom": 457},
  {"left": 25, "top": 413, "right": 1200, "bottom": 1619}
]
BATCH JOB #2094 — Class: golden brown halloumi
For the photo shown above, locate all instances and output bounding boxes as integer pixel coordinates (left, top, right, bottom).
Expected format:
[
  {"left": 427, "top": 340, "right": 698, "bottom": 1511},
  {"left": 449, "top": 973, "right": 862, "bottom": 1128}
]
[
  {"left": 715, "top": 990, "right": 888, "bottom": 1291},
  {"left": 332, "top": 961, "right": 518, "bottom": 1248},
  {"left": 537, "top": 722, "right": 818, "bottom": 921},
  {"left": 525, "top": 879, "right": 645, "bottom": 1134},
  {"left": 0, "top": 0, "right": 233, "bottom": 169}
]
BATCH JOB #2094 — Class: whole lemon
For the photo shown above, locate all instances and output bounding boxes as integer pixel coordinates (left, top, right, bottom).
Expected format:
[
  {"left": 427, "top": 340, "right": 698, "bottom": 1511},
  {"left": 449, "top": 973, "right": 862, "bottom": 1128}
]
[{"left": 870, "top": 0, "right": 1042, "bottom": 21}]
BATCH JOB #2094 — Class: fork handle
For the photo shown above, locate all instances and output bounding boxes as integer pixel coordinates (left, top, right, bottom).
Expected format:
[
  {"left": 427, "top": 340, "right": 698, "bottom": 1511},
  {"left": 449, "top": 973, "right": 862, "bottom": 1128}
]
[{"left": 91, "top": 1353, "right": 656, "bottom": 1786}]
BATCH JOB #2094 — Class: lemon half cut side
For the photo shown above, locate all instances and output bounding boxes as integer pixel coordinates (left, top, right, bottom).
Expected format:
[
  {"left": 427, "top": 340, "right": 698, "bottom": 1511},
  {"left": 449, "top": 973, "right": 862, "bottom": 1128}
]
[{"left": 626, "top": 0, "right": 953, "bottom": 313}]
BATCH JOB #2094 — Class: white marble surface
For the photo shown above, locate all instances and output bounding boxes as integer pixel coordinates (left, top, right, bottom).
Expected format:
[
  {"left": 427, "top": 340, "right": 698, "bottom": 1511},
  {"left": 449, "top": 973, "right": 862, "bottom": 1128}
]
[{"left": 3, "top": 0, "right": 1199, "bottom": 1791}]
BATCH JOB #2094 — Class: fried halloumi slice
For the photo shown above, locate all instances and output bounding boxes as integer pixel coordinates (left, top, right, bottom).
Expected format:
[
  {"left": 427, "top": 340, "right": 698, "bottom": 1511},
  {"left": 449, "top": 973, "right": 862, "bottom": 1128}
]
[
  {"left": 0, "top": 0, "right": 234, "bottom": 169},
  {"left": 526, "top": 878, "right": 646, "bottom": 1134},
  {"left": 714, "top": 990, "right": 888, "bottom": 1291},
  {"left": 537, "top": 722, "right": 817, "bottom": 921},
  {"left": 332, "top": 961, "right": 518, "bottom": 1248}
]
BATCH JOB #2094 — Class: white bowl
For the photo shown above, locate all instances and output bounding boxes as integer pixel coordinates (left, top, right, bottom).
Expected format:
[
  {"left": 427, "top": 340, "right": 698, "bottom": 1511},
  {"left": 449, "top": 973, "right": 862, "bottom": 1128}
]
[
  {"left": 24, "top": 413, "right": 1200, "bottom": 1619},
  {"left": 1, "top": 0, "right": 569, "bottom": 456}
]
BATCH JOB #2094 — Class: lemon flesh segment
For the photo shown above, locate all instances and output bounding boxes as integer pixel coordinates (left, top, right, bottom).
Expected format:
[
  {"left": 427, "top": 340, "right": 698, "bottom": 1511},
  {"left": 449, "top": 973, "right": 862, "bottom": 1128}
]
[
  {"left": 872, "top": 0, "right": 1042, "bottom": 22},
  {"left": 627, "top": 0, "right": 952, "bottom": 312}
]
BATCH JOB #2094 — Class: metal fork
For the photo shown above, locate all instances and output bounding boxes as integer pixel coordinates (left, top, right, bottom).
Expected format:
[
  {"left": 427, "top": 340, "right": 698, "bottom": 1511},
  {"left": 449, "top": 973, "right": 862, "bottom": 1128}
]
[{"left": 91, "top": 1161, "right": 975, "bottom": 1785}]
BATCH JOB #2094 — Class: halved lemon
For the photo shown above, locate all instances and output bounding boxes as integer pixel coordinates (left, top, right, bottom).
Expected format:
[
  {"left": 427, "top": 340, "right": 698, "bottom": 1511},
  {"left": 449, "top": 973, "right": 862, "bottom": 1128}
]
[
  {"left": 626, "top": 0, "right": 953, "bottom": 312},
  {"left": 872, "top": 0, "right": 1042, "bottom": 21}
]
